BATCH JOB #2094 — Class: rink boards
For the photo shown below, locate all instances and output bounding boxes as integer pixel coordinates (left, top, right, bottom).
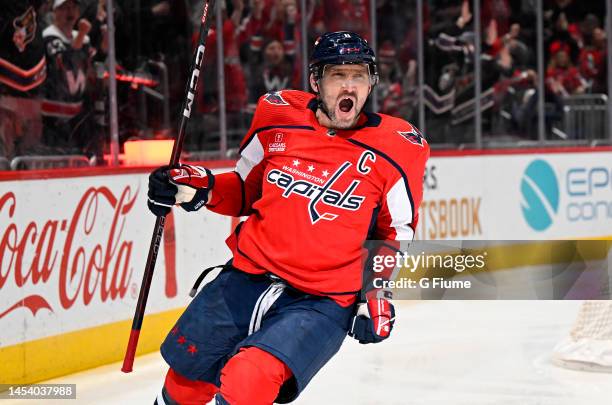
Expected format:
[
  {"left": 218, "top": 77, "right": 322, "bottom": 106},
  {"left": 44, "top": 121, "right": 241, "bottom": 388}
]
[{"left": 1, "top": 148, "right": 611, "bottom": 385}]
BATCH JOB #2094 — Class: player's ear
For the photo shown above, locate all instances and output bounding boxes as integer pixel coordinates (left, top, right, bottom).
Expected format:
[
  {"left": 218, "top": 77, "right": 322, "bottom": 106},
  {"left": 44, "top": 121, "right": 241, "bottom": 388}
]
[{"left": 309, "top": 73, "right": 319, "bottom": 93}]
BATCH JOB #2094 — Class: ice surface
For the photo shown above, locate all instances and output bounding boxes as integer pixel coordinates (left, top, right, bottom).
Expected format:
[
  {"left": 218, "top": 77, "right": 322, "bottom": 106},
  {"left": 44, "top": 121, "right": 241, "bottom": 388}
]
[{"left": 6, "top": 301, "right": 612, "bottom": 405}]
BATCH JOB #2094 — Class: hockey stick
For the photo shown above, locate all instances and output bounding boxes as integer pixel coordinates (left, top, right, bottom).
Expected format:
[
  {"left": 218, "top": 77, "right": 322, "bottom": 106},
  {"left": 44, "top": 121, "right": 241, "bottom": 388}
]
[{"left": 121, "top": 0, "right": 216, "bottom": 373}]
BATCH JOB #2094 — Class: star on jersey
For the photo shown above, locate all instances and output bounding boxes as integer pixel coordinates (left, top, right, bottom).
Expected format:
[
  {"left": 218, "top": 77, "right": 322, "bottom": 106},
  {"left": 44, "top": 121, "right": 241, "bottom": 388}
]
[
  {"left": 322, "top": 170, "right": 329, "bottom": 177},
  {"left": 398, "top": 127, "right": 425, "bottom": 147},
  {"left": 292, "top": 159, "right": 301, "bottom": 167},
  {"left": 307, "top": 165, "right": 315, "bottom": 172}
]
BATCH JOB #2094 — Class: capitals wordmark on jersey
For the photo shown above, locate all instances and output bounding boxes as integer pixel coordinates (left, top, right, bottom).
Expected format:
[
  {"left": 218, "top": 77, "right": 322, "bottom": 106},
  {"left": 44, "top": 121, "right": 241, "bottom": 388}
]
[{"left": 267, "top": 161, "right": 366, "bottom": 224}]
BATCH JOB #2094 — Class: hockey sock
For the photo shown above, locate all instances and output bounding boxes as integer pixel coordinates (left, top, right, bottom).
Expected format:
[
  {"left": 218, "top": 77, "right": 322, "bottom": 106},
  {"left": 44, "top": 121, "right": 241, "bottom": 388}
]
[
  {"left": 160, "top": 368, "right": 218, "bottom": 405},
  {"left": 219, "top": 347, "right": 293, "bottom": 405}
]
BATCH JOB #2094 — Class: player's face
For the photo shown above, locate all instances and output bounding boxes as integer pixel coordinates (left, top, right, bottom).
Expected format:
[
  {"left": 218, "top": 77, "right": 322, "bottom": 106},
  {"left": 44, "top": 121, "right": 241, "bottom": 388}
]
[{"left": 315, "top": 64, "right": 372, "bottom": 129}]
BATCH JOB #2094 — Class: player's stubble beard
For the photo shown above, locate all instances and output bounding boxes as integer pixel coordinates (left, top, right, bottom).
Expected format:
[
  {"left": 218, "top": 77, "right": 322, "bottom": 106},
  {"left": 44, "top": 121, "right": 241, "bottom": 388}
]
[{"left": 317, "top": 87, "right": 367, "bottom": 130}]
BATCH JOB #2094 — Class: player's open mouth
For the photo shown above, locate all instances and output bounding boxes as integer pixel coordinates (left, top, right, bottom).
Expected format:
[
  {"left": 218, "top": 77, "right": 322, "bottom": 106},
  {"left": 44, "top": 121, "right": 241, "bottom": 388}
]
[{"left": 336, "top": 97, "right": 355, "bottom": 119}]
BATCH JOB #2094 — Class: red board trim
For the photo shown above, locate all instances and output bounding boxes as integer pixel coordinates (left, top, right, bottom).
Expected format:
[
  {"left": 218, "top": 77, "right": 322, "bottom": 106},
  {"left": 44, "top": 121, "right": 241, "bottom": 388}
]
[
  {"left": 1, "top": 146, "right": 612, "bottom": 181},
  {"left": 0, "top": 160, "right": 237, "bottom": 181}
]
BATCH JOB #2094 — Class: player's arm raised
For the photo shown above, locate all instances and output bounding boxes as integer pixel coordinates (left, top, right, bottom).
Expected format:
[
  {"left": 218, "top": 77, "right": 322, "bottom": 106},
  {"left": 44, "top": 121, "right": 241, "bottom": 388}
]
[{"left": 147, "top": 97, "right": 270, "bottom": 217}]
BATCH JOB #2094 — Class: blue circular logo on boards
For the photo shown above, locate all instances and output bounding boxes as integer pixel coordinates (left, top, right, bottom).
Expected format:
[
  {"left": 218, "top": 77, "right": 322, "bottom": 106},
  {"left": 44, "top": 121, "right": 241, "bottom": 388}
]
[{"left": 520, "top": 160, "right": 560, "bottom": 231}]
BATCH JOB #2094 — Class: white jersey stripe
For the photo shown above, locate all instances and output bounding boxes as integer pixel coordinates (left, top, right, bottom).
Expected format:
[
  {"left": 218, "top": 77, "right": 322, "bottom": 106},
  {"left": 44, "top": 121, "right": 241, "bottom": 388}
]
[
  {"left": 236, "top": 135, "right": 264, "bottom": 180},
  {"left": 386, "top": 179, "right": 415, "bottom": 240}
]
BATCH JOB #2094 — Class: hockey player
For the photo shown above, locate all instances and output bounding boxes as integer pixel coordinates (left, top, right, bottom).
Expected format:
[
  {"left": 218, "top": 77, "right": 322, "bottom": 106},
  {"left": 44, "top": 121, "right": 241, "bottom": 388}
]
[{"left": 148, "top": 31, "right": 429, "bottom": 404}]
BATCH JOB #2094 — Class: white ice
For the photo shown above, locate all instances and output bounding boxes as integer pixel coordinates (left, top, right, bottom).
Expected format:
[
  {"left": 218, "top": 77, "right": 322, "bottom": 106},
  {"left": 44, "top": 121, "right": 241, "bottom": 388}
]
[{"left": 5, "top": 301, "right": 612, "bottom": 405}]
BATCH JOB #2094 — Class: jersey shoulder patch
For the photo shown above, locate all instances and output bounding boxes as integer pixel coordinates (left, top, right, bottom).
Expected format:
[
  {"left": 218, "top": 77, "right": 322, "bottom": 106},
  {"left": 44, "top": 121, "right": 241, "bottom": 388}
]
[
  {"left": 377, "top": 114, "right": 427, "bottom": 148},
  {"left": 262, "top": 90, "right": 289, "bottom": 106},
  {"left": 252, "top": 90, "right": 314, "bottom": 130},
  {"left": 397, "top": 124, "right": 425, "bottom": 147},
  {"left": 260, "top": 90, "right": 314, "bottom": 108}
]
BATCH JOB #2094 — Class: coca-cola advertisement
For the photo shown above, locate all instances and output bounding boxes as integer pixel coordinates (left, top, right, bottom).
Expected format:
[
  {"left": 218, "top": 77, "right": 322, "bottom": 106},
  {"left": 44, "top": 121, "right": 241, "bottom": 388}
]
[{"left": 0, "top": 171, "right": 232, "bottom": 348}]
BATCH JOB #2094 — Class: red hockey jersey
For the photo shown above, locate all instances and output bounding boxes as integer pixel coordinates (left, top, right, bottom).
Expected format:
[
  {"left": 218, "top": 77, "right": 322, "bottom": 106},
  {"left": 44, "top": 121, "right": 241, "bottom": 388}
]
[{"left": 207, "top": 90, "right": 429, "bottom": 306}]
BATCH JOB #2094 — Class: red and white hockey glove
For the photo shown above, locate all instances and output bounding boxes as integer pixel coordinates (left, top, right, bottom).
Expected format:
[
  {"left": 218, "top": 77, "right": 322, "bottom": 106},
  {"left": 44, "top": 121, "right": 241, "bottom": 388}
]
[
  {"left": 147, "top": 164, "right": 214, "bottom": 216},
  {"left": 167, "top": 164, "right": 215, "bottom": 212},
  {"left": 349, "top": 298, "right": 395, "bottom": 344}
]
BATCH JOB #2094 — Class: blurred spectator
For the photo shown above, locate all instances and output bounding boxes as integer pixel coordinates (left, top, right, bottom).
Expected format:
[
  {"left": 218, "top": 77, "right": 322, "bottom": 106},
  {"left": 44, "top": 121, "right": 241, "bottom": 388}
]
[
  {"left": 248, "top": 39, "right": 298, "bottom": 108},
  {"left": 198, "top": 0, "right": 248, "bottom": 114},
  {"left": 545, "top": 12, "right": 580, "bottom": 64},
  {"left": 117, "top": 0, "right": 190, "bottom": 71},
  {"left": 482, "top": 0, "right": 511, "bottom": 37},
  {"left": 41, "top": 0, "right": 101, "bottom": 157},
  {"left": 80, "top": 0, "right": 109, "bottom": 61},
  {"left": 579, "top": 27, "right": 607, "bottom": 93},
  {"left": 310, "top": 0, "right": 370, "bottom": 40},
  {"left": 0, "top": 0, "right": 47, "bottom": 159},
  {"left": 114, "top": 0, "right": 190, "bottom": 134},
  {"left": 245, "top": 0, "right": 300, "bottom": 57},
  {"left": 570, "top": 14, "right": 599, "bottom": 49},
  {"left": 421, "top": 0, "right": 475, "bottom": 142},
  {"left": 428, "top": 0, "right": 461, "bottom": 35},
  {"left": 376, "top": 41, "right": 407, "bottom": 117},
  {"left": 544, "top": 0, "right": 588, "bottom": 26},
  {"left": 546, "top": 43, "right": 587, "bottom": 97},
  {"left": 492, "top": 40, "right": 539, "bottom": 137},
  {"left": 189, "top": 0, "right": 250, "bottom": 151}
]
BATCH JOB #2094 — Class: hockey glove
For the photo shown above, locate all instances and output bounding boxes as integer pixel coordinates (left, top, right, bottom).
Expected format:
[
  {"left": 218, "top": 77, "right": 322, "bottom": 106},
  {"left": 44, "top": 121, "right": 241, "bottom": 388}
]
[
  {"left": 167, "top": 164, "right": 215, "bottom": 212},
  {"left": 349, "top": 298, "right": 395, "bottom": 344},
  {"left": 147, "top": 166, "right": 177, "bottom": 216}
]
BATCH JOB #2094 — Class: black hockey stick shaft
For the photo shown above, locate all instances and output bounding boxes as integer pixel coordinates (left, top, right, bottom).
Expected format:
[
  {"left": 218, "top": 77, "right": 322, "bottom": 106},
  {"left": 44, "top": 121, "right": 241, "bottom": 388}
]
[{"left": 122, "top": 0, "right": 216, "bottom": 373}]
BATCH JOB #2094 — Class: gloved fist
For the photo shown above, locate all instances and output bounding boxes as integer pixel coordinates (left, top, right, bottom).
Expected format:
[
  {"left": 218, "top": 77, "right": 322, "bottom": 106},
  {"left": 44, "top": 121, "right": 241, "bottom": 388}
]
[
  {"left": 349, "top": 298, "right": 395, "bottom": 344},
  {"left": 167, "top": 164, "right": 214, "bottom": 211},
  {"left": 147, "top": 165, "right": 177, "bottom": 216},
  {"left": 147, "top": 164, "right": 215, "bottom": 216}
]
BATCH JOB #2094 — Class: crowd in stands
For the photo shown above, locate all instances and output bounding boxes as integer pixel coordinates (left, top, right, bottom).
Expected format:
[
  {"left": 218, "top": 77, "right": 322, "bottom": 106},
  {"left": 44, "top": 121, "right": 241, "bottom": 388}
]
[
  {"left": 371, "top": 0, "right": 609, "bottom": 142},
  {"left": 0, "top": 0, "right": 609, "bottom": 166}
]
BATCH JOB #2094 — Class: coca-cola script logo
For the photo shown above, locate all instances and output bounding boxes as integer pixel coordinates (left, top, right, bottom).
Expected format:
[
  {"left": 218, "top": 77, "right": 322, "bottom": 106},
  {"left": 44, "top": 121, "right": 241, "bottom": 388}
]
[{"left": 0, "top": 186, "right": 142, "bottom": 319}]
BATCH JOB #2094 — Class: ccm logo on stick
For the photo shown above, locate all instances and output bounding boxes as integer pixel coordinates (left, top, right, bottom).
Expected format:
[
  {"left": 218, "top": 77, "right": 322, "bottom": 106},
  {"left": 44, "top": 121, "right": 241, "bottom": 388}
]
[
  {"left": 183, "top": 45, "right": 206, "bottom": 118},
  {"left": 201, "top": 3, "right": 209, "bottom": 23}
]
